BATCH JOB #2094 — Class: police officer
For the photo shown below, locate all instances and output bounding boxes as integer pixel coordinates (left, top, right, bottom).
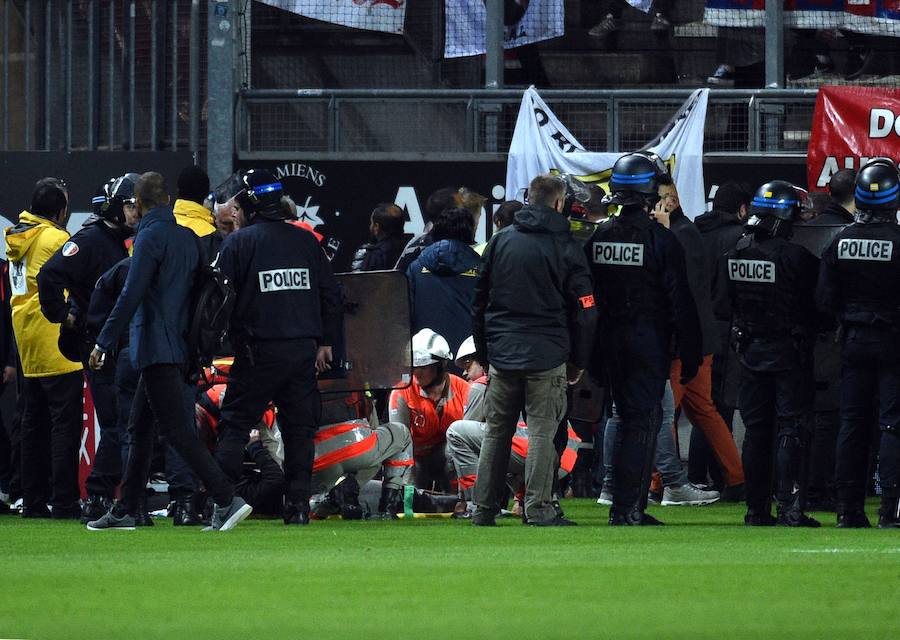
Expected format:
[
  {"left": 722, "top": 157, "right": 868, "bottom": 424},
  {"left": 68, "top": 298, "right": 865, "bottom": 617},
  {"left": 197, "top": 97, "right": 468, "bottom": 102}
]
[
  {"left": 586, "top": 153, "right": 701, "bottom": 526},
  {"left": 717, "top": 180, "right": 821, "bottom": 527},
  {"left": 817, "top": 158, "right": 900, "bottom": 528},
  {"left": 213, "top": 168, "right": 342, "bottom": 525},
  {"left": 37, "top": 174, "right": 137, "bottom": 523}
]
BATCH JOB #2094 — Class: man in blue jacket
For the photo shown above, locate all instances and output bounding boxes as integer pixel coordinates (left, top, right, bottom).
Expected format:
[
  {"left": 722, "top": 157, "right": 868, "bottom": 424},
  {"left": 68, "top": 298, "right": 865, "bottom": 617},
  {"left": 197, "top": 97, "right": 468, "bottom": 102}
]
[{"left": 86, "top": 172, "right": 250, "bottom": 532}]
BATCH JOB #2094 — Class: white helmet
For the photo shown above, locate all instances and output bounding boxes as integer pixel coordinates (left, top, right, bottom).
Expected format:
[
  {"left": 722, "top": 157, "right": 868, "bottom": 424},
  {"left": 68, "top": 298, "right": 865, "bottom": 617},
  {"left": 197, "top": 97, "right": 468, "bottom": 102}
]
[
  {"left": 412, "top": 328, "right": 453, "bottom": 367},
  {"left": 454, "top": 336, "right": 477, "bottom": 369}
]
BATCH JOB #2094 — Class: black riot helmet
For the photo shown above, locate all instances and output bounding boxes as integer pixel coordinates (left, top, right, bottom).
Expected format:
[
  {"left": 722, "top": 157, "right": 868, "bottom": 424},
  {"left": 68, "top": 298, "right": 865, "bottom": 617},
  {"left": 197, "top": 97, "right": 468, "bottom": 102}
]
[
  {"left": 749, "top": 180, "right": 802, "bottom": 222},
  {"left": 235, "top": 168, "right": 286, "bottom": 220},
  {"left": 95, "top": 173, "right": 139, "bottom": 225},
  {"left": 607, "top": 153, "right": 662, "bottom": 208},
  {"left": 92, "top": 179, "right": 115, "bottom": 218},
  {"left": 854, "top": 158, "right": 900, "bottom": 221}
]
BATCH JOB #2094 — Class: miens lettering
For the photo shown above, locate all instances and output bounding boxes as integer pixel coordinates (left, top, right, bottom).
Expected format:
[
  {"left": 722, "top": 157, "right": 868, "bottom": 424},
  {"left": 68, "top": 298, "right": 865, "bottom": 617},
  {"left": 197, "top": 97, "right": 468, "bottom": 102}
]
[
  {"left": 258, "top": 268, "right": 310, "bottom": 292},
  {"left": 837, "top": 238, "right": 893, "bottom": 262}
]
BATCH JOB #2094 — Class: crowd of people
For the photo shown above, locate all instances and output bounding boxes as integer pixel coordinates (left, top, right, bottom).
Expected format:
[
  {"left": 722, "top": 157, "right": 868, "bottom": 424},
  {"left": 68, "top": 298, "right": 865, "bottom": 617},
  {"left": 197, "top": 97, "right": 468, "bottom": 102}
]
[{"left": 0, "top": 152, "right": 898, "bottom": 531}]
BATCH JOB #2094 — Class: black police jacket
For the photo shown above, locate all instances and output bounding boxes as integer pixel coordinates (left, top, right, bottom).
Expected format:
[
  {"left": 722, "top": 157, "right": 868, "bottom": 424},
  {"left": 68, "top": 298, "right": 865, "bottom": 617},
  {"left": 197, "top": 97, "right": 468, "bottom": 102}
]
[
  {"left": 716, "top": 230, "right": 820, "bottom": 371},
  {"left": 472, "top": 204, "right": 597, "bottom": 371},
  {"left": 586, "top": 206, "right": 701, "bottom": 373},
  {"left": 86, "top": 257, "right": 131, "bottom": 349},
  {"left": 37, "top": 219, "right": 129, "bottom": 324},
  {"left": 669, "top": 207, "right": 716, "bottom": 355},
  {"left": 216, "top": 218, "right": 342, "bottom": 345},
  {"left": 818, "top": 220, "right": 900, "bottom": 329}
]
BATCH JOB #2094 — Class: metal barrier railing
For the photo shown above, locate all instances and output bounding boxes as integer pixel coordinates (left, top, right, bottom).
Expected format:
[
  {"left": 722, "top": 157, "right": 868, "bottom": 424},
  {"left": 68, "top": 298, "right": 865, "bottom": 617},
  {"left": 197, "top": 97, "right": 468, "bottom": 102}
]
[{"left": 237, "top": 88, "right": 819, "bottom": 159}]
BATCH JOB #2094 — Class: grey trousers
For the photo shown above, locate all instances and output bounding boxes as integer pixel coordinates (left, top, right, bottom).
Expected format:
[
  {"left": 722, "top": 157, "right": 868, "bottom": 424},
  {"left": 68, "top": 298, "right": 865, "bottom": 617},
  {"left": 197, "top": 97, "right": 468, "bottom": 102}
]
[
  {"left": 474, "top": 364, "right": 567, "bottom": 523},
  {"left": 446, "top": 419, "right": 525, "bottom": 500},
  {"left": 603, "top": 380, "right": 687, "bottom": 490}
]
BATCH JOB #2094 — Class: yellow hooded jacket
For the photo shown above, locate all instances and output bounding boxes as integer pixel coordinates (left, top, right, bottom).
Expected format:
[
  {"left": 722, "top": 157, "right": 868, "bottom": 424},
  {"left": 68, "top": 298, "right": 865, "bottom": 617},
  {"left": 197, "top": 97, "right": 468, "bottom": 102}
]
[
  {"left": 173, "top": 199, "right": 216, "bottom": 237},
  {"left": 5, "top": 211, "right": 83, "bottom": 377}
]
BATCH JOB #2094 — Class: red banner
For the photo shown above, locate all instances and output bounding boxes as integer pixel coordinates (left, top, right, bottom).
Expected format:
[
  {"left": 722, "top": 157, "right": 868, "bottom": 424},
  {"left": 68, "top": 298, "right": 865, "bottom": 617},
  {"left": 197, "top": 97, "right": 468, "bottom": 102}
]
[
  {"left": 807, "top": 85, "right": 900, "bottom": 191},
  {"left": 78, "top": 379, "right": 97, "bottom": 499}
]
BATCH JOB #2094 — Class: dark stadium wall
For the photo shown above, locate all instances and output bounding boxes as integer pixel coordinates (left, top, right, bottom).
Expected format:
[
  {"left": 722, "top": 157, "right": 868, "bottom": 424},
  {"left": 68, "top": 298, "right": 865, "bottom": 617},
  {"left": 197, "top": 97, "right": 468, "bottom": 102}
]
[{"left": 0, "top": 151, "right": 195, "bottom": 257}]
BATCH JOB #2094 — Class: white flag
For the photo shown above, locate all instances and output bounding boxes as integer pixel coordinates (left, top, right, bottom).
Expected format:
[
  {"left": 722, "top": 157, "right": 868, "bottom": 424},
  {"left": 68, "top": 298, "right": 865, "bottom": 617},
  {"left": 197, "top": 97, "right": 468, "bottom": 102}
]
[
  {"left": 444, "top": 0, "right": 564, "bottom": 59},
  {"left": 257, "top": 0, "right": 406, "bottom": 34},
  {"left": 506, "top": 87, "right": 709, "bottom": 219}
]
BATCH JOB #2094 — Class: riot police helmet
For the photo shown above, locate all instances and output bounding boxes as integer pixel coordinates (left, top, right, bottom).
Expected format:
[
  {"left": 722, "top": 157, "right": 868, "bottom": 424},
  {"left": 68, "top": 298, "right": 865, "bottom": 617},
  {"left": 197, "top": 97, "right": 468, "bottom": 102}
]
[
  {"left": 854, "top": 157, "right": 899, "bottom": 220},
  {"left": 235, "top": 168, "right": 286, "bottom": 220},
  {"left": 749, "top": 180, "right": 803, "bottom": 222},
  {"left": 609, "top": 153, "right": 661, "bottom": 196},
  {"left": 96, "top": 172, "right": 140, "bottom": 225}
]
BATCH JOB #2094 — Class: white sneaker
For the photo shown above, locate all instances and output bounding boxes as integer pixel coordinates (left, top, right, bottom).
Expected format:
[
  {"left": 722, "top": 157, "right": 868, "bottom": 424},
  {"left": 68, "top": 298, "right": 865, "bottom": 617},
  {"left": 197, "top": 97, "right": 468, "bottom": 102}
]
[
  {"left": 662, "top": 483, "right": 720, "bottom": 506},
  {"left": 596, "top": 491, "right": 613, "bottom": 506}
]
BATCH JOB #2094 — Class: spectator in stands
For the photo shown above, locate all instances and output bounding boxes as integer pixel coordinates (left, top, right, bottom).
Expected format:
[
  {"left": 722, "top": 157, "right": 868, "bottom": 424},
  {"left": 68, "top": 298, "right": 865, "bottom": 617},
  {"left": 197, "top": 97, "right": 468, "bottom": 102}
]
[
  {"left": 692, "top": 181, "right": 752, "bottom": 489},
  {"left": 395, "top": 187, "right": 462, "bottom": 273},
  {"left": 652, "top": 175, "right": 745, "bottom": 499},
  {"left": 407, "top": 207, "right": 481, "bottom": 365},
  {"left": 589, "top": 0, "right": 672, "bottom": 43},
  {"left": 351, "top": 203, "right": 407, "bottom": 272},
  {"left": 5, "top": 179, "right": 84, "bottom": 519},
  {"left": 492, "top": 200, "right": 523, "bottom": 232}
]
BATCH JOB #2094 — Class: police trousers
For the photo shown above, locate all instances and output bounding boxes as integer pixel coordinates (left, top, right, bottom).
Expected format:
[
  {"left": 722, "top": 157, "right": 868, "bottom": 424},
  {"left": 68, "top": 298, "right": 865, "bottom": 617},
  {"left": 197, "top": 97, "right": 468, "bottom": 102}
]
[
  {"left": 738, "top": 360, "right": 814, "bottom": 512},
  {"left": 837, "top": 357, "right": 900, "bottom": 507},
  {"left": 216, "top": 338, "right": 321, "bottom": 505}
]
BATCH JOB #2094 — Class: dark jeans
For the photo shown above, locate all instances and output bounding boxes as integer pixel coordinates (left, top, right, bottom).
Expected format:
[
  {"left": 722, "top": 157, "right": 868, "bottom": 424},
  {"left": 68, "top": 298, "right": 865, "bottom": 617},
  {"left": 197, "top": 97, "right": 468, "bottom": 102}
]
[
  {"left": 216, "top": 339, "right": 320, "bottom": 505},
  {"left": 84, "top": 366, "right": 122, "bottom": 498},
  {"left": 605, "top": 322, "right": 669, "bottom": 514},
  {"left": 738, "top": 362, "right": 813, "bottom": 512},
  {"left": 117, "top": 347, "right": 196, "bottom": 498},
  {"left": 20, "top": 371, "right": 84, "bottom": 510},
  {"left": 118, "top": 364, "right": 233, "bottom": 514},
  {"left": 837, "top": 360, "right": 900, "bottom": 507}
]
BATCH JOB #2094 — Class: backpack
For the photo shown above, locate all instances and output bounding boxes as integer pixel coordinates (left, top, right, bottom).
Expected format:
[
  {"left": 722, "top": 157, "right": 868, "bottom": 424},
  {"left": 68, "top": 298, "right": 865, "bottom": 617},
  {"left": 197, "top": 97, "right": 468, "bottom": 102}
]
[{"left": 186, "top": 262, "right": 235, "bottom": 383}]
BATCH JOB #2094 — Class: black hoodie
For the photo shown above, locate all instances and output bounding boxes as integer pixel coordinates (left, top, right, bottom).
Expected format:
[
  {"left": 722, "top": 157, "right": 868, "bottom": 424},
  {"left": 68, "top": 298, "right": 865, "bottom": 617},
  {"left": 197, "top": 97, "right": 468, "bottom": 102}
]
[
  {"left": 473, "top": 204, "right": 597, "bottom": 371},
  {"left": 695, "top": 209, "right": 745, "bottom": 355}
]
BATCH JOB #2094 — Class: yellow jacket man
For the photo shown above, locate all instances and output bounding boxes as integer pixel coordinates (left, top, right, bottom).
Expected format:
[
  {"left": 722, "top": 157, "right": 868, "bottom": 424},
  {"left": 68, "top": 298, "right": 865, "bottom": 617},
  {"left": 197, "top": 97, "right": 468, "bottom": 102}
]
[
  {"left": 173, "top": 165, "right": 221, "bottom": 262},
  {"left": 4, "top": 179, "right": 84, "bottom": 518}
]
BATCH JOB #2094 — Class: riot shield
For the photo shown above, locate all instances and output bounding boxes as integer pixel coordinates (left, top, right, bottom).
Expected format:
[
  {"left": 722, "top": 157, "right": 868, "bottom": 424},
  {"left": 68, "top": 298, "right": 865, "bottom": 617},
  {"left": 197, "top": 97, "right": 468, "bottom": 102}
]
[
  {"left": 317, "top": 270, "right": 413, "bottom": 393},
  {"left": 792, "top": 222, "right": 846, "bottom": 259}
]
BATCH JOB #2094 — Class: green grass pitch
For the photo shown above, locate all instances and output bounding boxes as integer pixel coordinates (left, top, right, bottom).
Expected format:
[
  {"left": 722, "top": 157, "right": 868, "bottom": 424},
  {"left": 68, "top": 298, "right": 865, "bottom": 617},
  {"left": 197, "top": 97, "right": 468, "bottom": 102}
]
[{"left": 1, "top": 500, "right": 897, "bottom": 639}]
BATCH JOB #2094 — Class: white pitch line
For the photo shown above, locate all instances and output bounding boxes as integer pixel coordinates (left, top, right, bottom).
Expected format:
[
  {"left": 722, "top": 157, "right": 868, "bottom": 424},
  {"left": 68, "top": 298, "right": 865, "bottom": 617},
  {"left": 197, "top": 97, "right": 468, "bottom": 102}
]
[{"left": 787, "top": 548, "right": 900, "bottom": 554}]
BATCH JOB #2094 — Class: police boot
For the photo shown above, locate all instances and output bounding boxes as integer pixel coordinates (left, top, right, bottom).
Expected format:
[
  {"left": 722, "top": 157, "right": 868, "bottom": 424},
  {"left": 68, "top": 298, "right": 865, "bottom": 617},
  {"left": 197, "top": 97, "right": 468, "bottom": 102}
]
[
  {"left": 776, "top": 497, "right": 821, "bottom": 528},
  {"left": 609, "top": 506, "right": 663, "bottom": 526},
  {"left": 80, "top": 495, "right": 111, "bottom": 524},
  {"left": 135, "top": 495, "right": 154, "bottom": 527},
  {"left": 367, "top": 486, "right": 403, "bottom": 520},
  {"left": 744, "top": 506, "right": 777, "bottom": 526},
  {"left": 877, "top": 496, "right": 900, "bottom": 529},
  {"left": 284, "top": 501, "right": 310, "bottom": 525},
  {"left": 836, "top": 504, "right": 871, "bottom": 529},
  {"left": 172, "top": 495, "right": 203, "bottom": 526}
]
